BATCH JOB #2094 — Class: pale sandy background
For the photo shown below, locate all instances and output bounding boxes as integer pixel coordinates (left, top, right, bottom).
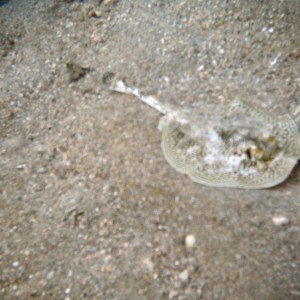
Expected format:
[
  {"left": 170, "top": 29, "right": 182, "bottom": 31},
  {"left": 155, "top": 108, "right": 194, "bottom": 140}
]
[{"left": 1, "top": 0, "right": 300, "bottom": 299}]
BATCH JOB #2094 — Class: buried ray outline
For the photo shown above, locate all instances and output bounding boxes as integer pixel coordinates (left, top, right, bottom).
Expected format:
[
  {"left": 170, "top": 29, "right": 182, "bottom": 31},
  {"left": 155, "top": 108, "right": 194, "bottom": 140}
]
[{"left": 104, "top": 73, "right": 300, "bottom": 189}]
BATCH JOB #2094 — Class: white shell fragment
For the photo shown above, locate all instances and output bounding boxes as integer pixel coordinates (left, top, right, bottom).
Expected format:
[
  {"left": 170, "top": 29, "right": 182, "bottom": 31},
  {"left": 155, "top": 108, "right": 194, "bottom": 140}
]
[{"left": 105, "top": 73, "right": 300, "bottom": 189}]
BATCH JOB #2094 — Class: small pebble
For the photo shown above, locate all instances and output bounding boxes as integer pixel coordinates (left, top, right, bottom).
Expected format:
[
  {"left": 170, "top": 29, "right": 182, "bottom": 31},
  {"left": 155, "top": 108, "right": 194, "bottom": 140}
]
[
  {"left": 272, "top": 214, "right": 290, "bottom": 226},
  {"left": 16, "top": 164, "right": 26, "bottom": 170},
  {"left": 185, "top": 234, "right": 196, "bottom": 248},
  {"left": 104, "top": 0, "right": 118, "bottom": 6},
  {"left": 88, "top": 10, "right": 102, "bottom": 18},
  {"left": 36, "top": 167, "right": 45, "bottom": 174},
  {"left": 179, "top": 269, "right": 189, "bottom": 283},
  {"left": 12, "top": 261, "right": 19, "bottom": 267}
]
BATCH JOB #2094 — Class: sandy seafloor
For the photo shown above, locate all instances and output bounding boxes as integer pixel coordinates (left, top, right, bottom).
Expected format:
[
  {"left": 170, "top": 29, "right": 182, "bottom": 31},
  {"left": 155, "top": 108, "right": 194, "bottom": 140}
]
[{"left": 0, "top": 0, "right": 300, "bottom": 299}]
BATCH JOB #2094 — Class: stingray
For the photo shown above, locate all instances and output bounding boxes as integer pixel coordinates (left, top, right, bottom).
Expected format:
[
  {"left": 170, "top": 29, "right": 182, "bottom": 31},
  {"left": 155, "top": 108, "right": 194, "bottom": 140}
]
[{"left": 103, "top": 73, "right": 300, "bottom": 189}]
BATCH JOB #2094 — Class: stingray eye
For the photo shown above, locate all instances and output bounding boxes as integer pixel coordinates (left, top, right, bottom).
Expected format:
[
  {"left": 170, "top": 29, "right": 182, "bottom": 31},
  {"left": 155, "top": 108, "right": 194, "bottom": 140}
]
[
  {"left": 267, "top": 135, "right": 280, "bottom": 149},
  {"left": 245, "top": 148, "right": 252, "bottom": 160}
]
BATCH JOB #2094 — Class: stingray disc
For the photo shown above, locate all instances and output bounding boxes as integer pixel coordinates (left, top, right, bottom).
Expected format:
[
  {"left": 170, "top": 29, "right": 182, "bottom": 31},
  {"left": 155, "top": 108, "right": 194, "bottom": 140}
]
[{"left": 160, "top": 100, "right": 300, "bottom": 189}]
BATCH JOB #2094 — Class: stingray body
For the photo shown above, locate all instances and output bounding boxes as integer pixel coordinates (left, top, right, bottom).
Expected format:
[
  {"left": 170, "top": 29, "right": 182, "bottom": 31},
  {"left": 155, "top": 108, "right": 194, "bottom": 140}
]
[{"left": 106, "top": 75, "right": 300, "bottom": 189}]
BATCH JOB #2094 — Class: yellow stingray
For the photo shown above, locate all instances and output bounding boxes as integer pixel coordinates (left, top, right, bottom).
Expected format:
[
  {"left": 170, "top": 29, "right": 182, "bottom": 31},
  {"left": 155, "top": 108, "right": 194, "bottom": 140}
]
[{"left": 106, "top": 74, "right": 300, "bottom": 189}]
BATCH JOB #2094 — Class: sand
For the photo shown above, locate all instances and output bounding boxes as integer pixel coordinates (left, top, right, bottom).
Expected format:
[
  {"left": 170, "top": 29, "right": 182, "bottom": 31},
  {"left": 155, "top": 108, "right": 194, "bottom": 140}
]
[{"left": 1, "top": 0, "right": 300, "bottom": 299}]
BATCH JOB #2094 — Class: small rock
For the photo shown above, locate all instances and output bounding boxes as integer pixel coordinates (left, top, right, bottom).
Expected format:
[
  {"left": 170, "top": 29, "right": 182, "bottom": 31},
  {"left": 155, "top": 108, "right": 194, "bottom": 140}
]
[
  {"left": 103, "top": 0, "right": 119, "bottom": 7},
  {"left": 88, "top": 10, "right": 102, "bottom": 18},
  {"left": 185, "top": 234, "right": 196, "bottom": 248},
  {"left": 12, "top": 261, "right": 19, "bottom": 267},
  {"left": 16, "top": 164, "right": 26, "bottom": 170},
  {"left": 179, "top": 269, "right": 189, "bottom": 283},
  {"left": 36, "top": 167, "right": 45, "bottom": 174},
  {"left": 272, "top": 214, "right": 290, "bottom": 226}
]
